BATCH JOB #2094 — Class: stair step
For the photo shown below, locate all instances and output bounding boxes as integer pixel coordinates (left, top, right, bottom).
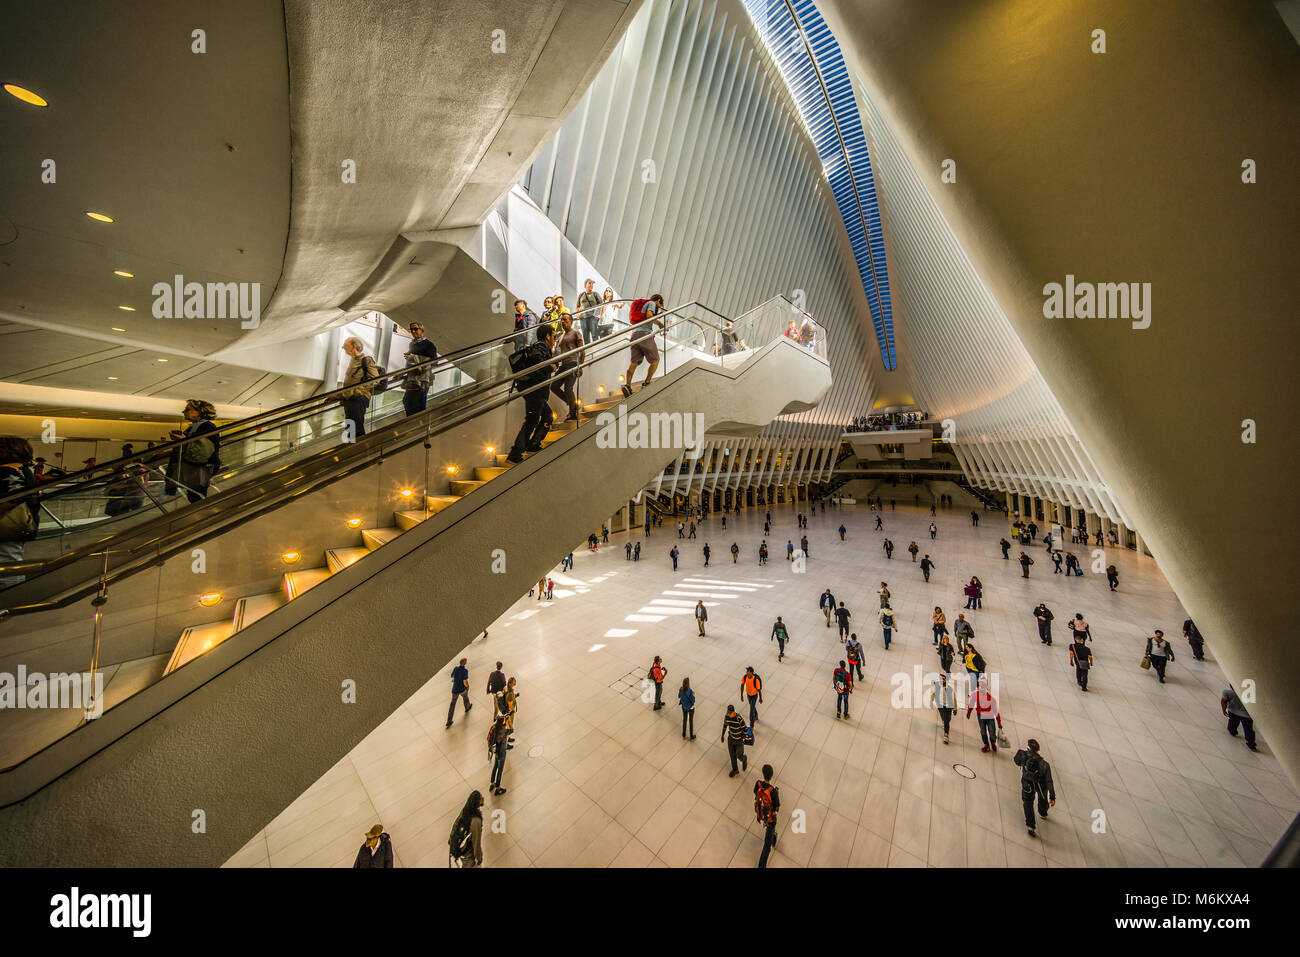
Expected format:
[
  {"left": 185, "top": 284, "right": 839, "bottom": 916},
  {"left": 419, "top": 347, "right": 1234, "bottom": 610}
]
[
  {"left": 164, "top": 621, "right": 236, "bottom": 676},
  {"left": 284, "top": 566, "right": 333, "bottom": 601},
  {"left": 495, "top": 454, "right": 511, "bottom": 467},
  {"left": 233, "top": 592, "right": 287, "bottom": 630},
  {"left": 474, "top": 466, "right": 509, "bottom": 481},
  {"left": 326, "top": 547, "right": 370, "bottom": 574},
  {"left": 426, "top": 495, "right": 460, "bottom": 513},
  {"left": 395, "top": 509, "right": 427, "bottom": 531},
  {"left": 449, "top": 480, "right": 484, "bottom": 496},
  {"left": 362, "top": 527, "right": 401, "bottom": 550}
]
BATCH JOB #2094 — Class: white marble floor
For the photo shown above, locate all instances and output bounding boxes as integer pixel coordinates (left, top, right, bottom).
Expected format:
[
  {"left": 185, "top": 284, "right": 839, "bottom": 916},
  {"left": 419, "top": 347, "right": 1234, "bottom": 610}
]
[{"left": 226, "top": 500, "right": 1297, "bottom": 868}]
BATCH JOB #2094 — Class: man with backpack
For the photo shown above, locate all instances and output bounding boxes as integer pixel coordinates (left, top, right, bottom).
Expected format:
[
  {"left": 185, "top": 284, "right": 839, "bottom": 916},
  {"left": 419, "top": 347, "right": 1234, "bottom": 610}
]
[
  {"left": 879, "top": 604, "right": 897, "bottom": 649},
  {"left": 339, "top": 337, "right": 381, "bottom": 439},
  {"left": 447, "top": 792, "right": 484, "bottom": 868},
  {"left": 1013, "top": 739, "right": 1056, "bottom": 837},
  {"left": 621, "top": 294, "right": 665, "bottom": 397},
  {"left": 649, "top": 656, "right": 668, "bottom": 709},
  {"left": 754, "top": 764, "right": 781, "bottom": 868},
  {"left": 731, "top": 542, "right": 740, "bottom": 563},
  {"left": 1019, "top": 551, "right": 1034, "bottom": 578},
  {"left": 833, "top": 661, "right": 853, "bottom": 718},
  {"left": 506, "top": 325, "right": 557, "bottom": 463},
  {"left": 670, "top": 545, "right": 679, "bottom": 571},
  {"left": 845, "top": 633, "right": 864, "bottom": 680},
  {"left": 771, "top": 617, "right": 790, "bottom": 661},
  {"left": 741, "top": 667, "right": 763, "bottom": 725},
  {"left": 920, "top": 554, "right": 935, "bottom": 582}
]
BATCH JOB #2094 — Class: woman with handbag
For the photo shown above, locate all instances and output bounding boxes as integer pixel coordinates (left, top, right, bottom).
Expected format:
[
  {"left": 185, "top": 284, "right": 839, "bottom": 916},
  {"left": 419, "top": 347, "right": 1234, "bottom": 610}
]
[{"left": 0, "top": 437, "right": 38, "bottom": 588}]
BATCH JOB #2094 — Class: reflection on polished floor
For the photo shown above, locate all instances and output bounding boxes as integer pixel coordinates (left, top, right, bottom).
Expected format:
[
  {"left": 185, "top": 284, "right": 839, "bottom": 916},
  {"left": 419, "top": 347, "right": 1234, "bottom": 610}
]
[{"left": 226, "top": 502, "right": 1297, "bottom": 868}]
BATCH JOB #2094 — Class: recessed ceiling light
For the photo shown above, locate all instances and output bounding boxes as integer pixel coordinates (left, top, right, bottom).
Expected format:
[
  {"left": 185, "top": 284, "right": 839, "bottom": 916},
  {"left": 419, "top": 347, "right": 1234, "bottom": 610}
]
[
  {"left": 156, "top": 358, "right": 168, "bottom": 362},
  {"left": 85, "top": 211, "right": 114, "bottom": 223},
  {"left": 3, "top": 84, "right": 47, "bottom": 107},
  {"left": 111, "top": 327, "right": 126, "bottom": 332},
  {"left": 118, "top": 305, "right": 135, "bottom": 311},
  {"left": 113, "top": 269, "right": 133, "bottom": 278},
  {"left": 107, "top": 376, "right": 119, "bottom": 381}
]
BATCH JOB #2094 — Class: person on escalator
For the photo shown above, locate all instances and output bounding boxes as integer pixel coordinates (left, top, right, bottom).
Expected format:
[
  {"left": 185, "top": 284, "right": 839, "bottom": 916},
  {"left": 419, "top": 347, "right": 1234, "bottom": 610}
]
[
  {"left": 621, "top": 294, "right": 665, "bottom": 398},
  {"left": 553, "top": 314, "right": 584, "bottom": 422},
  {"left": 0, "top": 437, "right": 38, "bottom": 589},
  {"left": 512, "top": 299, "right": 539, "bottom": 349},
  {"left": 506, "top": 325, "right": 557, "bottom": 464},
  {"left": 401, "top": 322, "right": 439, "bottom": 417},
  {"left": 168, "top": 399, "right": 222, "bottom": 503},
  {"left": 339, "top": 338, "right": 380, "bottom": 440}
]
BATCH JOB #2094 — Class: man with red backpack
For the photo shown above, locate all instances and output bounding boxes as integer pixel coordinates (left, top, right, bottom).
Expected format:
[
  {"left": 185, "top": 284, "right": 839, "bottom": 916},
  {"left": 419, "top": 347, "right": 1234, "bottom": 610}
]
[
  {"left": 622, "top": 294, "right": 665, "bottom": 398},
  {"left": 754, "top": 764, "right": 781, "bottom": 868},
  {"left": 648, "top": 655, "right": 667, "bottom": 710}
]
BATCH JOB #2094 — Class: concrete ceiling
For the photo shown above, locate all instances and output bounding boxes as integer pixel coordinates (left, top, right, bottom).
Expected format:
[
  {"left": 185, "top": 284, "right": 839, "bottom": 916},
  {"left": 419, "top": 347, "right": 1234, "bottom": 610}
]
[{"left": 819, "top": 0, "right": 1300, "bottom": 784}]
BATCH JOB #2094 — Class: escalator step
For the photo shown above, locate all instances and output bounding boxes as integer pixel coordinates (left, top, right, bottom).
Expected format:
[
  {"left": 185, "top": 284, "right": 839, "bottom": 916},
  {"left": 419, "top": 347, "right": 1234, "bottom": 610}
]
[
  {"left": 284, "top": 567, "right": 332, "bottom": 601},
  {"left": 448, "top": 480, "right": 484, "bottom": 496},
  {"left": 426, "top": 495, "right": 460, "bottom": 513},
  {"left": 395, "top": 510, "right": 427, "bottom": 531},
  {"left": 473, "top": 467, "right": 509, "bottom": 481},
  {"left": 233, "top": 592, "right": 286, "bottom": 630}
]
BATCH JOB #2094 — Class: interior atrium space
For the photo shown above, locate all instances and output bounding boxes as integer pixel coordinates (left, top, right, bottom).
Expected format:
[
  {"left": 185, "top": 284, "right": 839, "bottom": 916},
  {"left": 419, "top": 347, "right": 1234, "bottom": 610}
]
[{"left": 0, "top": 0, "right": 1296, "bottom": 938}]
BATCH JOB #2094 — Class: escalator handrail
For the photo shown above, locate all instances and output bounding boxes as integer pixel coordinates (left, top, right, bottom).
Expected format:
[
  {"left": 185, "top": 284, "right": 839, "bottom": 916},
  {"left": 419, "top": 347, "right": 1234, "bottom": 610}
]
[{"left": 0, "top": 297, "right": 825, "bottom": 604}]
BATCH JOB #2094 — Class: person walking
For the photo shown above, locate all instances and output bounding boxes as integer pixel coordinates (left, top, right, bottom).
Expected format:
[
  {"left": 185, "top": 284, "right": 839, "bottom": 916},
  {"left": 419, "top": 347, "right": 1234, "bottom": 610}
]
[
  {"left": 495, "top": 677, "right": 519, "bottom": 746},
  {"left": 883, "top": 538, "right": 894, "bottom": 559},
  {"left": 931, "top": 673, "right": 957, "bottom": 744},
  {"left": 1070, "top": 633, "right": 1094, "bottom": 691},
  {"left": 963, "top": 643, "right": 986, "bottom": 693},
  {"left": 689, "top": 522, "right": 697, "bottom": 540},
  {"left": 633, "top": 541, "right": 641, "bottom": 561},
  {"left": 820, "top": 588, "right": 837, "bottom": 628},
  {"left": 446, "top": 657, "right": 472, "bottom": 728},
  {"left": 670, "top": 545, "right": 679, "bottom": 570},
  {"left": 971, "top": 510, "right": 980, "bottom": 527},
  {"left": 447, "top": 792, "right": 484, "bottom": 868},
  {"left": 875, "top": 515, "right": 883, "bottom": 531},
  {"left": 932, "top": 606, "right": 947, "bottom": 645},
  {"left": 1183, "top": 618, "right": 1206, "bottom": 660},
  {"left": 999, "top": 537, "right": 1011, "bottom": 560},
  {"left": 929, "top": 522, "right": 937, "bottom": 540},
  {"left": 703, "top": 542, "right": 711, "bottom": 566},
  {"left": 964, "top": 578, "right": 980, "bottom": 609},
  {"left": 878, "top": 582, "right": 891, "bottom": 609},
  {"left": 839, "top": 523, "right": 847, "bottom": 541},
  {"left": 1064, "top": 552, "right": 1080, "bottom": 577},
  {"left": 833, "top": 660, "right": 853, "bottom": 719},
  {"left": 834, "top": 601, "right": 852, "bottom": 641},
  {"left": 966, "top": 679, "right": 1002, "bottom": 753},
  {"left": 353, "top": 824, "right": 394, "bottom": 868},
  {"left": 800, "top": 534, "right": 809, "bottom": 558},
  {"left": 621, "top": 294, "right": 665, "bottom": 396},
  {"left": 920, "top": 554, "right": 935, "bottom": 582},
  {"left": 1070, "top": 614, "right": 1092, "bottom": 644},
  {"left": 1013, "top": 740, "right": 1055, "bottom": 838},
  {"left": 649, "top": 656, "right": 668, "bottom": 709},
  {"left": 487, "top": 716, "right": 510, "bottom": 795},
  {"left": 678, "top": 677, "right": 696, "bottom": 739},
  {"left": 754, "top": 764, "right": 781, "bottom": 868},
  {"left": 546, "top": 577, "right": 554, "bottom": 600},
  {"left": 1106, "top": 564, "right": 1119, "bottom": 591},
  {"left": 845, "top": 632, "right": 864, "bottom": 680},
  {"left": 758, "top": 541, "right": 768, "bottom": 565},
  {"left": 1052, "top": 551, "right": 1063, "bottom": 574},
  {"left": 625, "top": 541, "right": 632, "bottom": 561},
  {"left": 731, "top": 541, "right": 739, "bottom": 563},
  {"left": 722, "top": 705, "right": 749, "bottom": 777},
  {"left": 1019, "top": 551, "right": 1034, "bottom": 578},
  {"left": 486, "top": 661, "right": 507, "bottom": 702},
  {"left": 1222, "top": 684, "right": 1257, "bottom": 751},
  {"left": 953, "top": 613, "right": 974, "bottom": 651},
  {"left": 786, "top": 539, "right": 795, "bottom": 561},
  {"left": 937, "top": 633, "right": 955, "bottom": 675},
  {"left": 678, "top": 521, "right": 685, "bottom": 538},
  {"left": 909, "top": 541, "right": 919, "bottom": 562},
  {"left": 695, "top": 600, "right": 708, "bottom": 636},
  {"left": 1033, "top": 603, "right": 1054, "bottom": 645},
  {"left": 771, "top": 616, "right": 790, "bottom": 661},
  {"left": 1144, "top": 630, "right": 1174, "bottom": 683},
  {"left": 741, "top": 667, "right": 763, "bottom": 725},
  {"left": 879, "top": 603, "right": 896, "bottom": 650}
]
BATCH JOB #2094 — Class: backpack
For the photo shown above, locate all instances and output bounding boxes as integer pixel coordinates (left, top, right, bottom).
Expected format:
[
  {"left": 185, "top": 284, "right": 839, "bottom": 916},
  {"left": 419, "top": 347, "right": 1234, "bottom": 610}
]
[
  {"left": 754, "top": 782, "right": 776, "bottom": 825},
  {"left": 182, "top": 433, "right": 216, "bottom": 465},
  {"left": 1014, "top": 750, "right": 1045, "bottom": 788},
  {"left": 449, "top": 813, "right": 475, "bottom": 859},
  {"left": 629, "top": 298, "right": 649, "bottom": 324},
  {"left": 882, "top": 613, "right": 895, "bottom": 628},
  {"left": 650, "top": 663, "right": 664, "bottom": 682},
  {"left": 0, "top": 500, "right": 35, "bottom": 542}
]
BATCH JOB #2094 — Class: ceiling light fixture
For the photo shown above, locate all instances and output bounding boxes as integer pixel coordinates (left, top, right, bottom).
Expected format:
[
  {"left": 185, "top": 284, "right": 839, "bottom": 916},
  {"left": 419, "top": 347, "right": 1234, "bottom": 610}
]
[
  {"left": 113, "top": 270, "right": 133, "bottom": 278},
  {"left": 111, "top": 327, "right": 126, "bottom": 332},
  {"left": 85, "top": 211, "right": 114, "bottom": 223},
  {"left": 118, "top": 305, "right": 135, "bottom": 311},
  {"left": 198, "top": 592, "right": 223, "bottom": 608},
  {"left": 3, "top": 84, "right": 47, "bottom": 107}
]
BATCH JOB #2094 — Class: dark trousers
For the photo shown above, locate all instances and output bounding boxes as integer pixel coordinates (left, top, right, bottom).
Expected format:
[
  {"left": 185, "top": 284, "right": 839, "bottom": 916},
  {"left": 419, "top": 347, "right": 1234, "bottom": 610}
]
[
  {"left": 1022, "top": 782, "right": 1048, "bottom": 828},
  {"left": 938, "top": 707, "right": 953, "bottom": 735},
  {"left": 1227, "top": 713, "right": 1256, "bottom": 748},
  {"left": 923, "top": 569, "right": 931, "bottom": 581},
  {"left": 759, "top": 821, "right": 777, "bottom": 868},
  {"left": 490, "top": 748, "right": 507, "bottom": 788},
  {"left": 1039, "top": 625, "right": 1052, "bottom": 645},
  {"left": 1150, "top": 655, "right": 1168, "bottom": 680},
  {"left": 342, "top": 397, "right": 368, "bottom": 438},
  {"left": 551, "top": 369, "right": 578, "bottom": 416},
  {"left": 849, "top": 659, "right": 863, "bottom": 680},
  {"left": 581, "top": 314, "right": 599, "bottom": 345},
  {"left": 1075, "top": 664, "right": 1089, "bottom": 690},
  {"left": 882, "top": 627, "right": 892, "bottom": 648},
  {"left": 682, "top": 708, "right": 694, "bottom": 737},
  {"left": 747, "top": 694, "right": 758, "bottom": 725},
  {"left": 402, "top": 388, "right": 428, "bottom": 416},
  {"left": 775, "top": 638, "right": 785, "bottom": 658},
  {"left": 653, "top": 681, "right": 664, "bottom": 709},
  {"left": 510, "top": 388, "right": 553, "bottom": 455},
  {"left": 447, "top": 690, "right": 470, "bottom": 725},
  {"left": 1189, "top": 639, "right": 1205, "bottom": 660},
  {"left": 727, "top": 739, "right": 745, "bottom": 773}
]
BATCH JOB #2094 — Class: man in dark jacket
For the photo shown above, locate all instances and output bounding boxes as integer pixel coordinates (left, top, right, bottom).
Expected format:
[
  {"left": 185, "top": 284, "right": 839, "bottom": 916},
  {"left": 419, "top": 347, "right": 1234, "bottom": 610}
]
[
  {"left": 1014, "top": 740, "right": 1055, "bottom": 837},
  {"left": 506, "top": 325, "right": 557, "bottom": 463},
  {"left": 1183, "top": 618, "right": 1206, "bottom": 660},
  {"left": 353, "top": 825, "right": 393, "bottom": 868},
  {"left": 1033, "top": 602, "right": 1054, "bottom": 645},
  {"left": 819, "top": 588, "right": 836, "bottom": 627},
  {"left": 512, "top": 299, "right": 539, "bottom": 349},
  {"left": 401, "top": 322, "right": 439, "bottom": 416}
]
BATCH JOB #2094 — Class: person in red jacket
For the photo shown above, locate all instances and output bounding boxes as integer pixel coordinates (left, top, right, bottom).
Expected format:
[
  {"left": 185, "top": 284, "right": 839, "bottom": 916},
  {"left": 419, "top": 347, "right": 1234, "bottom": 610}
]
[{"left": 966, "top": 681, "right": 1002, "bottom": 753}]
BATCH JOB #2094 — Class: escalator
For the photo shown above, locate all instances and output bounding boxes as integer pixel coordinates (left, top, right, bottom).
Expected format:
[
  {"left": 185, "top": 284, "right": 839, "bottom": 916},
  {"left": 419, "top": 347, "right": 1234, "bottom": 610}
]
[{"left": 0, "top": 295, "right": 831, "bottom": 866}]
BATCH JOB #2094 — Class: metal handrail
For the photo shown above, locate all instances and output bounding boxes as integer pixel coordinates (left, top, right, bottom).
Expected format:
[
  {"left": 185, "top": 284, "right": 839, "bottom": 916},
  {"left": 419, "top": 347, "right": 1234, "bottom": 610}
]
[{"left": 0, "top": 296, "right": 825, "bottom": 606}]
